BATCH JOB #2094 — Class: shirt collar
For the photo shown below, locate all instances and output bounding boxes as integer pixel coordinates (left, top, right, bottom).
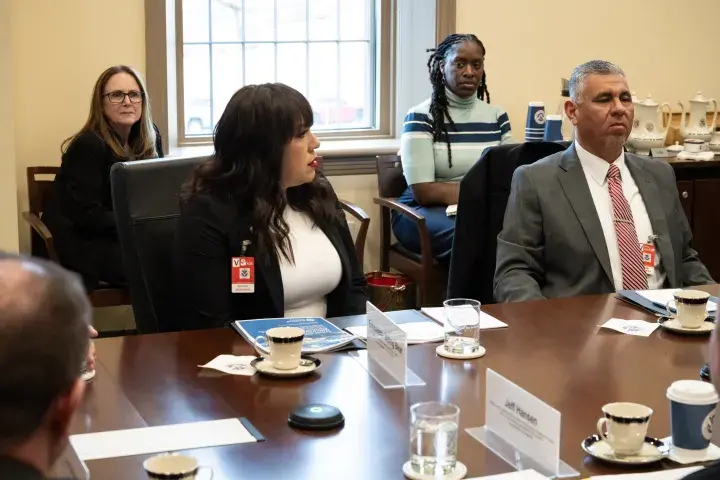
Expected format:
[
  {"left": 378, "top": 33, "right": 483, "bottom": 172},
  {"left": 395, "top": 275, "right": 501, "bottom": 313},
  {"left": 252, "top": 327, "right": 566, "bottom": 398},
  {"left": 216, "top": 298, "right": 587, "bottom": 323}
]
[
  {"left": 445, "top": 87, "right": 477, "bottom": 109},
  {"left": 575, "top": 140, "right": 625, "bottom": 186}
]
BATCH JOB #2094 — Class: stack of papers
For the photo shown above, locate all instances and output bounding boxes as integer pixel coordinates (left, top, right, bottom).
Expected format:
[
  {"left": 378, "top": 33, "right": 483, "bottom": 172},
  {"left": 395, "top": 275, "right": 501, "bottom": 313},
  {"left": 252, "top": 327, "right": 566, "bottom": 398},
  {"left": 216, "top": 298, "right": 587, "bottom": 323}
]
[
  {"left": 420, "top": 307, "right": 509, "bottom": 330},
  {"left": 232, "top": 317, "right": 357, "bottom": 353},
  {"left": 346, "top": 321, "right": 445, "bottom": 344}
]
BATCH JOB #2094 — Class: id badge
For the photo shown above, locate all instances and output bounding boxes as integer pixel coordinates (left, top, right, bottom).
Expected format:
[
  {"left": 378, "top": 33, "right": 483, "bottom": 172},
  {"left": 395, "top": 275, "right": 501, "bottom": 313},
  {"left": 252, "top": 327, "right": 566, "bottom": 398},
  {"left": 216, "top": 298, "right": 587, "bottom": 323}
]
[
  {"left": 231, "top": 257, "right": 255, "bottom": 293},
  {"left": 641, "top": 243, "right": 656, "bottom": 275}
]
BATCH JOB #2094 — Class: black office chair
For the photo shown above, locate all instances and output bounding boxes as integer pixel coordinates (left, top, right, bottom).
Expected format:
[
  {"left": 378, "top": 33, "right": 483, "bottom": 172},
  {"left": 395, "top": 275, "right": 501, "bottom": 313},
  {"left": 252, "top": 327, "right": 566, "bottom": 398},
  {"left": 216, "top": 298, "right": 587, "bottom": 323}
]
[
  {"left": 447, "top": 141, "right": 570, "bottom": 304},
  {"left": 111, "top": 156, "right": 204, "bottom": 333}
]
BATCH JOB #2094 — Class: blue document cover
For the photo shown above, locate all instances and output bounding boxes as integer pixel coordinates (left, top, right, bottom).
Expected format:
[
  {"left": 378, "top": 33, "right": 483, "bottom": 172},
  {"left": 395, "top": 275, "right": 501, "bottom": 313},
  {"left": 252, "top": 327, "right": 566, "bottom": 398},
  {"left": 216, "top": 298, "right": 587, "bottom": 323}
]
[{"left": 232, "top": 317, "right": 357, "bottom": 353}]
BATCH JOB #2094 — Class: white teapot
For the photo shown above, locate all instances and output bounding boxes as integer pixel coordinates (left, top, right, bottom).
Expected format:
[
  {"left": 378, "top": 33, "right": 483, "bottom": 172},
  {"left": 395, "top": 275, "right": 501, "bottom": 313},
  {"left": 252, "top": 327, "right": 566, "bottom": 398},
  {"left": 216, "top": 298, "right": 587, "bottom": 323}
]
[
  {"left": 628, "top": 94, "right": 671, "bottom": 155},
  {"left": 678, "top": 91, "right": 718, "bottom": 142}
]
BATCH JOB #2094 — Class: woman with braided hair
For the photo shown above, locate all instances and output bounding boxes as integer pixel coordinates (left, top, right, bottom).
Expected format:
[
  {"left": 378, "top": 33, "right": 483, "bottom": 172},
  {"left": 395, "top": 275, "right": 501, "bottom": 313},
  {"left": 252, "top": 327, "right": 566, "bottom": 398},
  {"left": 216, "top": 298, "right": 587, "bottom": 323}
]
[{"left": 392, "top": 34, "right": 513, "bottom": 262}]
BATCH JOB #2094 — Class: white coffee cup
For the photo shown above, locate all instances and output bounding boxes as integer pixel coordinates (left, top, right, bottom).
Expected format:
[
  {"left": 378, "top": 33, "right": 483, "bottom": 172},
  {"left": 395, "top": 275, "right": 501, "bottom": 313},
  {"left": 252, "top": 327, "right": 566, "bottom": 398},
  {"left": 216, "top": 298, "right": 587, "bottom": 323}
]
[
  {"left": 684, "top": 139, "right": 705, "bottom": 153},
  {"left": 143, "top": 453, "right": 213, "bottom": 479},
  {"left": 254, "top": 326, "right": 304, "bottom": 370},
  {"left": 666, "top": 290, "right": 710, "bottom": 329},
  {"left": 597, "top": 402, "right": 653, "bottom": 456}
]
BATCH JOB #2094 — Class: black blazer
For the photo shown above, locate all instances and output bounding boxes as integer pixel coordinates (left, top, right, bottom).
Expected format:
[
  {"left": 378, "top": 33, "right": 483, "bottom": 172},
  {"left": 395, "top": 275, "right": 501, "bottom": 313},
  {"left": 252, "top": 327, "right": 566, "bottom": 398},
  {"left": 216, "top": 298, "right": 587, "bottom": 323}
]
[
  {"left": 447, "top": 141, "right": 569, "bottom": 304},
  {"left": 172, "top": 187, "right": 368, "bottom": 330},
  {"left": 42, "top": 127, "right": 163, "bottom": 287},
  {"left": 0, "top": 456, "right": 48, "bottom": 480}
]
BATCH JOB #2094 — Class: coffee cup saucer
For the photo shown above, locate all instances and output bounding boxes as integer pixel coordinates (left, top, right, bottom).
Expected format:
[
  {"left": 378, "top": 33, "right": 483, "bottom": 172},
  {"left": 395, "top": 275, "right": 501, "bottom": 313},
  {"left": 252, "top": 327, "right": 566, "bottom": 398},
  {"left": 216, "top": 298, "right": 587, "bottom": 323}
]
[
  {"left": 657, "top": 317, "right": 714, "bottom": 335},
  {"left": 582, "top": 434, "right": 669, "bottom": 465},
  {"left": 250, "top": 355, "right": 321, "bottom": 378}
]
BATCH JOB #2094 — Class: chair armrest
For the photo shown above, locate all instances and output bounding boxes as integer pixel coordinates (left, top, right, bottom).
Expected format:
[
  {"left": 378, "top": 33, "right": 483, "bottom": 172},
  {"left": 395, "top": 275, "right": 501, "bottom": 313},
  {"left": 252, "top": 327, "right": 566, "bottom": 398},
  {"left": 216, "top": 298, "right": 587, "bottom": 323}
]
[
  {"left": 340, "top": 200, "right": 370, "bottom": 267},
  {"left": 373, "top": 197, "right": 434, "bottom": 268},
  {"left": 340, "top": 199, "right": 369, "bottom": 222},
  {"left": 22, "top": 211, "right": 59, "bottom": 262},
  {"left": 373, "top": 197, "right": 425, "bottom": 223}
]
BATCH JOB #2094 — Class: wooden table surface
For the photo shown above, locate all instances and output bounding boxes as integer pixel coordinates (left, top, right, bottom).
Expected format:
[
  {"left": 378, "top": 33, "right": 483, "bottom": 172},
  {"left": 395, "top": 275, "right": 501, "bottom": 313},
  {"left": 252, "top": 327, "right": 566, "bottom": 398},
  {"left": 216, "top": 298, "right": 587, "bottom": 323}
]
[{"left": 76, "top": 287, "right": 720, "bottom": 479}]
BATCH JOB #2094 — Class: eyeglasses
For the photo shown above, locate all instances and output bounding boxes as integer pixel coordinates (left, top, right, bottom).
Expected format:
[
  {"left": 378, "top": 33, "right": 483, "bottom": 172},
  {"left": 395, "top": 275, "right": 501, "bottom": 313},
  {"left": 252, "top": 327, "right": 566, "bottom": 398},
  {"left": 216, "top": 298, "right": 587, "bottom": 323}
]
[{"left": 104, "top": 90, "right": 143, "bottom": 104}]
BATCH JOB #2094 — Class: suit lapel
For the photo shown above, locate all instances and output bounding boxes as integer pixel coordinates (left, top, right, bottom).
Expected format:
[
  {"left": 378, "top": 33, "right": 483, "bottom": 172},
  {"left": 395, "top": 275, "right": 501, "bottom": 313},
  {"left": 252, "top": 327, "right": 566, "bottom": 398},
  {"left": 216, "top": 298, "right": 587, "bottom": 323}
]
[
  {"left": 320, "top": 213, "right": 351, "bottom": 284},
  {"left": 625, "top": 155, "right": 676, "bottom": 285},
  {"left": 260, "top": 252, "right": 284, "bottom": 316},
  {"left": 557, "top": 144, "right": 614, "bottom": 285}
]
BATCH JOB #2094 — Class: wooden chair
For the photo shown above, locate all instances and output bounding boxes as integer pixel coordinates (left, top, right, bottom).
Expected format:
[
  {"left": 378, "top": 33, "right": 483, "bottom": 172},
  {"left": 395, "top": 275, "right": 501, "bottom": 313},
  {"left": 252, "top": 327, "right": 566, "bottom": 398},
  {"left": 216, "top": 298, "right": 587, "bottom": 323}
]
[
  {"left": 315, "top": 157, "right": 370, "bottom": 267},
  {"left": 373, "top": 155, "right": 447, "bottom": 306},
  {"left": 22, "top": 166, "right": 132, "bottom": 308}
]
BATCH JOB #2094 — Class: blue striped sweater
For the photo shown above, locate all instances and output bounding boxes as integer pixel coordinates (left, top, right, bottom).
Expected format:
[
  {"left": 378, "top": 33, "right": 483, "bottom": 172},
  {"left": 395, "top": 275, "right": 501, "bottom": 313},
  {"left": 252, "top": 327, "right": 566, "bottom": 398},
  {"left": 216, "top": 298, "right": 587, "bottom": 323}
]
[{"left": 400, "top": 88, "right": 513, "bottom": 185}]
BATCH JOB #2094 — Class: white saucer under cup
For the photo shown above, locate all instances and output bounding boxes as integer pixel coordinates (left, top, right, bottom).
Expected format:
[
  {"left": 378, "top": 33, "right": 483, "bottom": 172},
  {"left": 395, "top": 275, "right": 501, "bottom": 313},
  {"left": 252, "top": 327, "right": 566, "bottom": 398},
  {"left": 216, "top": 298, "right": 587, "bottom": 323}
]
[{"left": 436, "top": 344, "right": 486, "bottom": 360}]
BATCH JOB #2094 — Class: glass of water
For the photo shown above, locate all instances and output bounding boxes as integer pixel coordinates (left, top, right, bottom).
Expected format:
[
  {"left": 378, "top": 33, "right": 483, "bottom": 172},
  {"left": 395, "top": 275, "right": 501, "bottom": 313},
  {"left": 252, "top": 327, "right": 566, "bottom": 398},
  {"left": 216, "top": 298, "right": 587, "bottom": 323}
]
[
  {"left": 444, "top": 298, "right": 481, "bottom": 355},
  {"left": 410, "top": 401, "right": 460, "bottom": 475}
]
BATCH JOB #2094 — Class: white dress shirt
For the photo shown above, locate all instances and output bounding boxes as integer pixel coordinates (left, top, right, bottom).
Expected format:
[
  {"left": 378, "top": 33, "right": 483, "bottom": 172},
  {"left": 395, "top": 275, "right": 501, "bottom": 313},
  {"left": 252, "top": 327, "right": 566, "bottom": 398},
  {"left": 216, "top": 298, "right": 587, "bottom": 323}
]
[
  {"left": 278, "top": 207, "right": 342, "bottom": 318},
  {"left": 575, "top": 141, "right": 666, "bottom": 290}
]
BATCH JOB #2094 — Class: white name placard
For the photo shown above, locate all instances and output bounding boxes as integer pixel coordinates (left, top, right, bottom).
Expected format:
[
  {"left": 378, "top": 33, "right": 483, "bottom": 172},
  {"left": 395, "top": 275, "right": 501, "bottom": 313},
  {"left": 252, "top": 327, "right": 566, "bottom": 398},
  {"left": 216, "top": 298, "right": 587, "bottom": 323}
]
[
  {"left": 485, "top": 369, "right": 561, "bottom": 475},
  {"left": 366, "top": 302, "right": 407, "bottom": 385}
]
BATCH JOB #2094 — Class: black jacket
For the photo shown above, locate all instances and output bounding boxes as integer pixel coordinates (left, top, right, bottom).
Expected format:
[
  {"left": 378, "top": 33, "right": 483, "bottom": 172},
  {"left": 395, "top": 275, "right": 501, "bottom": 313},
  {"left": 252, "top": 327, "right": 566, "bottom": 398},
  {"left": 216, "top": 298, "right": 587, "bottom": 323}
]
[
  {"left": 0, "top": 456, "right": 50, "bottom": 480},
  {"left": 42, "top": 128, "right": 163, "bottom": 288},
  {"left": 172, "top": 187, "right": 368, "bottom": 330}
]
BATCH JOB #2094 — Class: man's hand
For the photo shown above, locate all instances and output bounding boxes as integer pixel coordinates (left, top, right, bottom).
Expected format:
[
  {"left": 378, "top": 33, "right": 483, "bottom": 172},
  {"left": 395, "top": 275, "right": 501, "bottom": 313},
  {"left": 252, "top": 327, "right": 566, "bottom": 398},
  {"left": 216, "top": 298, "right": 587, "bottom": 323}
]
[{"left": 86, "top": 326, "right": 98, "bottom": 372}]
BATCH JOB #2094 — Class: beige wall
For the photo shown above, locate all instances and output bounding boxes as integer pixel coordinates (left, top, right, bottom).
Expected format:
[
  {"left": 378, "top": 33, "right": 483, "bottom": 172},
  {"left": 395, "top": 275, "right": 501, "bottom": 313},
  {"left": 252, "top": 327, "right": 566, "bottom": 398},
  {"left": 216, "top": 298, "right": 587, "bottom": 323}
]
[
  {"left": 11, "top": 0, "right": 146, "bottom": 252},
  {"left": 457, "top": 0, "right": 720, "bottom": 140},
  {"left": 0, "top": 0, "right": 19, "bottom": 252}
]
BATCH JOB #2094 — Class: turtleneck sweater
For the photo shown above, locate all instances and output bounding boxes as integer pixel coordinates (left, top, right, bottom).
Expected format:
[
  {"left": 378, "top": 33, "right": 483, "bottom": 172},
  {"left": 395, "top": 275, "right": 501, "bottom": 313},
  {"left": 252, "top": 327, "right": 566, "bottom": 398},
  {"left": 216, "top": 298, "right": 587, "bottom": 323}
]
[{"left": 400, "top": 88, "right": 513, "bottom": 185}]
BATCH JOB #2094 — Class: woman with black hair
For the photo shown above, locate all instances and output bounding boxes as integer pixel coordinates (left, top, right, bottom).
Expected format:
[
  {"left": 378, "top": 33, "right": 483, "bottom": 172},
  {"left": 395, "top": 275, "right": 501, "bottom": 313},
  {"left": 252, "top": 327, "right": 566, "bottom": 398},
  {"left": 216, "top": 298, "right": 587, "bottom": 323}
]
[
  {"left": 393, "top": 34, "right": 514, "bottom": 262},
  {"left": 173, "top": 83, "right": 367, "bottom": 330}
]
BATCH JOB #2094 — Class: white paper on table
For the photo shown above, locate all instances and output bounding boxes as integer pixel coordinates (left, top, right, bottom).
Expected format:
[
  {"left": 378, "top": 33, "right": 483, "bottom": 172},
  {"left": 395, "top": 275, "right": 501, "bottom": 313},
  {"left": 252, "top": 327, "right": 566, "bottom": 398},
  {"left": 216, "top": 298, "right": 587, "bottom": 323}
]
[
  {"left": 198, "top": 354, "right": 257, "bottom": 376},
  {"left": 467, "top": 469, "right": 549, "bottom": 479},
  {"left": 421, "top": 307, "right": 508, "bottom": 330},
  {"left": 636, "top": 288, "right": 717, "bottom": 312},
  {"left": 70, "top": 418, "right": 258, "bottom": 461},
  {"left": 346, "top": 321, "right": 444, "bottom": 344},
  {"left": 600, "top": 318, "right": 660, "bottom": 337},
  {"left": 662, "top": 436, "right": 720, "bottom": 464},
  {"left": 589, "top": 466, "right": 703, "bottom": 479}
]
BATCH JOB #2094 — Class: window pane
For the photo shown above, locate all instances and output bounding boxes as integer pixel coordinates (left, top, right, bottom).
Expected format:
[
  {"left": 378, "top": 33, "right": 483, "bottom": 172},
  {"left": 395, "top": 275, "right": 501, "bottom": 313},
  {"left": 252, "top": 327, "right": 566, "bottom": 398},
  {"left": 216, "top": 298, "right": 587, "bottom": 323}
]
[
  {"left": 210, "top": 0, "right": 243, "bottom": 42},
  {"left": 308, "top": 0, "right": 338, "bottom": 41},
  {"left": 277, "top": 0, "right": 307, "bottom": 42},
  {"left": 244, "top": 0, "right": 275, "bottom": 42},
  {"left": 212, "top": 44, "right": 244, "bottom": 128},
  {"left": 340, "top": 42, "right": 371, "bottom": 128},
  {"left": 183, "top": 45, "right": 212, "bottom": 135},
  {"left": 308, "top": 42, "right": 338, "bottom": 129},
  {"left": 277, "top": 43, "right": 307, "bottom": 97},
  {"left": 339, "top": 0, "right": 369, "bottom": 41},
  {"left": 183, "top": 0, "right": 210, "bottom": 43},
  {"left": 244, "top": 44, "right": 276, "bottom": 85}
]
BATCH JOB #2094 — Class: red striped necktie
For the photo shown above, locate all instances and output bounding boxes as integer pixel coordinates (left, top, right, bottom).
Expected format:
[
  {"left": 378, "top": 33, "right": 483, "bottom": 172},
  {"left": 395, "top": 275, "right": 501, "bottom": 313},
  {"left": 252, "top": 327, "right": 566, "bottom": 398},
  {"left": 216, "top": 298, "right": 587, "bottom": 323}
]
[{"left": 606, "top": 164, "right": 648, "bottom": 290}]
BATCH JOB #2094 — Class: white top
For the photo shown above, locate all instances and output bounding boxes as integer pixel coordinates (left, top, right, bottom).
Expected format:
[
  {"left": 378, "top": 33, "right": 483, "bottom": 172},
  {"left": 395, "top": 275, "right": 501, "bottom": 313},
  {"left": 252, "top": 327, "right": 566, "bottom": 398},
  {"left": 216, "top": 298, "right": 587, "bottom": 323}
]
[
  {"left": 575, "top": 141, "right": 666, "bottom": 290},
  {"left": 278, "top": 208, "right": 342, "bottom": 318}
]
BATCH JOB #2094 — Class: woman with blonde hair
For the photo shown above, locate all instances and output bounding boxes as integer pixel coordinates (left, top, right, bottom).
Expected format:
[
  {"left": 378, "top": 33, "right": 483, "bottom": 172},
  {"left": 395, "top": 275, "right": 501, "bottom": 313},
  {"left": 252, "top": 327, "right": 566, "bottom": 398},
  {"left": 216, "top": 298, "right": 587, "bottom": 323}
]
[{"left": 43, "top": 65, "right": 164, "bottom": 291}]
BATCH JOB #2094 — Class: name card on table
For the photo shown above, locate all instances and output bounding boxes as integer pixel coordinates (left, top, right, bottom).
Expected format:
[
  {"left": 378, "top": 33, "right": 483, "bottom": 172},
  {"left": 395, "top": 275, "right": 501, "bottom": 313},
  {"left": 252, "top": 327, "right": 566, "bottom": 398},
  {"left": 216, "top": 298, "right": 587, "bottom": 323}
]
[
  {"left": 348, "top": 302, "right": 425, "bottom": 389},
  {"left": 466, "top": 369, "right": 579, "bottom": 478}
]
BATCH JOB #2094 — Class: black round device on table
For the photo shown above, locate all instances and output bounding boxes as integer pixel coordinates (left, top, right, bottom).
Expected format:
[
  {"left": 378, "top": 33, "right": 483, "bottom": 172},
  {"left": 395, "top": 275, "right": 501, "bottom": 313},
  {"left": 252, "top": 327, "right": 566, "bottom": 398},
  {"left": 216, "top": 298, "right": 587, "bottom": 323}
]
[
  {"left": 288, "top": 404, "right": 345, "bottom": 431},
  {"left": 701, "top": 363, "right": 711, "bottom": 383}
]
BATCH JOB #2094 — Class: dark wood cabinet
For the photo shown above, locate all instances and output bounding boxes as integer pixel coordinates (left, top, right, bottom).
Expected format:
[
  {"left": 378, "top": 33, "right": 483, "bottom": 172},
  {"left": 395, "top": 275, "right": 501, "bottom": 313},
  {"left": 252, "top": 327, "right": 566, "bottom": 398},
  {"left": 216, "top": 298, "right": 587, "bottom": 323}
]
[{"left": 672, "top": 160, "right": 720, "bottom": 281}]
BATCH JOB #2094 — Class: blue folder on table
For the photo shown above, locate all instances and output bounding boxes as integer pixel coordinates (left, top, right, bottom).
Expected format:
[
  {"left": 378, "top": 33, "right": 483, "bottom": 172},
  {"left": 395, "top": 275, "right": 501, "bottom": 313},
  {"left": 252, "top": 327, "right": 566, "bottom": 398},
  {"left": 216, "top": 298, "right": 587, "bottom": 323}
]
[{"left": 617, "top": 290, "right": 718, "bottom": 319}]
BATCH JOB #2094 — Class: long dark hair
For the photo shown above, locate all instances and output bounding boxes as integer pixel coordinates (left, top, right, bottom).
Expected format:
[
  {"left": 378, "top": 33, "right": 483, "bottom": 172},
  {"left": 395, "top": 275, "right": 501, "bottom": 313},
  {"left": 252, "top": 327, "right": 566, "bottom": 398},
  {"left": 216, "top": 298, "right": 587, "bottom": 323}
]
[
  {"left": 181, "top": 83, "right": 336, "bottom": 264},
  {"left": 427, "top": 33, "right": 489, "bottom": 168}
]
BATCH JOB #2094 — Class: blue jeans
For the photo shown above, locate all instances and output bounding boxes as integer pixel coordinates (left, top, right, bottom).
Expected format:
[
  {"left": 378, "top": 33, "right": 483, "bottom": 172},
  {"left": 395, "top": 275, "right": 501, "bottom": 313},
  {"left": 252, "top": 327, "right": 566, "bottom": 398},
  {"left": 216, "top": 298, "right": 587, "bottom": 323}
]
[{"left": 391, "top": 187, "right": 455, "bottom": 263}]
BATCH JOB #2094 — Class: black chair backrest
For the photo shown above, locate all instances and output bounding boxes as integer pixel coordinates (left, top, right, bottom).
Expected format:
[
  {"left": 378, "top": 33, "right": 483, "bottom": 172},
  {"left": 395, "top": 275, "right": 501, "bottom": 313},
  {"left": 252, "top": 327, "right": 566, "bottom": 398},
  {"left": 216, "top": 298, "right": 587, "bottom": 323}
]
[
  {"left": 111, "top": 156, "right": 205, "bottom": 333},
  {"left": 447, "top": 141, "right": 570, "bottom": 304},
  {"left": 376, "top": 155, "right": 407, "bottom": 198}
]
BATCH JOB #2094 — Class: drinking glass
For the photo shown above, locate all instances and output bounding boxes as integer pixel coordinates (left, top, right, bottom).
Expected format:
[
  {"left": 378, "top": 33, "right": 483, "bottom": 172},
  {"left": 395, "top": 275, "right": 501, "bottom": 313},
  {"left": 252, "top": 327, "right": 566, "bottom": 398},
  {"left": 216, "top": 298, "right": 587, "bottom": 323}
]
[
  {"left": 410, "top": 401, "right": 460, "bottom": 475},
  {"left": 443, "top": 298, "right": 481, "bottom": 355}
]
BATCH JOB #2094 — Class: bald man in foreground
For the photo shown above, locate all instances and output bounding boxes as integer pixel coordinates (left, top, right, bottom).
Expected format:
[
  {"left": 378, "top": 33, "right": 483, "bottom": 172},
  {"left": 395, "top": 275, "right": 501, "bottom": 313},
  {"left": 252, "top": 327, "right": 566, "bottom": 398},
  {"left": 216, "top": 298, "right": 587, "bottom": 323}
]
[{"left": 0, "top": 253, "right": 91, "bottom": 480}]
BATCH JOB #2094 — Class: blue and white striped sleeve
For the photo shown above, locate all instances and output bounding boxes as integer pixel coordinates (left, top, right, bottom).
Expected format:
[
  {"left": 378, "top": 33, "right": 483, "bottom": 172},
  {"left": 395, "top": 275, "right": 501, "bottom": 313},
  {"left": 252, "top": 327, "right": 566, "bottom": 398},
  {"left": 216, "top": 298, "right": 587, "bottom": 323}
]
[
  {"left": 496, "top": 107, "right": 514, "bottom": 144},
  {"left": 400, "top": 111, "right": 437, "bottom": 185}
]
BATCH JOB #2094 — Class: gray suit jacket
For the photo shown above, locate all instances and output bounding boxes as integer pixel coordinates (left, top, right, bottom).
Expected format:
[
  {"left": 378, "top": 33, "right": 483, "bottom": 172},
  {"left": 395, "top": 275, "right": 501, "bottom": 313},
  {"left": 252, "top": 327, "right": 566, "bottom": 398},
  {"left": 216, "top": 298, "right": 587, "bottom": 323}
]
[{"left": 494, "top": 144, "right": 713, "bottom": 302}]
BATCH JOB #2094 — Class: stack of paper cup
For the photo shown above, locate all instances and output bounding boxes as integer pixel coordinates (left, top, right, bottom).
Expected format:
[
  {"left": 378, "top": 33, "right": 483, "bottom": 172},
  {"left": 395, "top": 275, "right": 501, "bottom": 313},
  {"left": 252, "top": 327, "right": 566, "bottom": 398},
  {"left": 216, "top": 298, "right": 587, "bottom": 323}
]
[
  {"left": 525, "top": 102, "right": 546, "bottom": 142},
  {"left": 666, "top": 380, "right": 719, "bottom": 461}
]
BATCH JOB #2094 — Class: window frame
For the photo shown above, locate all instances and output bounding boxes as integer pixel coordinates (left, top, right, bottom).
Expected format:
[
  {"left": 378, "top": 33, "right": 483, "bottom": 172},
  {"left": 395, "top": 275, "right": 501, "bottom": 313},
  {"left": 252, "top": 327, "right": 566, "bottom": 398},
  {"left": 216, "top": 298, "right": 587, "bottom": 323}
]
[
  {"left": 145, "top": 0, "right": 456, "bottom": 164},
  {"left": 174, "top": 0, "right": 395, "bottom": 146}
]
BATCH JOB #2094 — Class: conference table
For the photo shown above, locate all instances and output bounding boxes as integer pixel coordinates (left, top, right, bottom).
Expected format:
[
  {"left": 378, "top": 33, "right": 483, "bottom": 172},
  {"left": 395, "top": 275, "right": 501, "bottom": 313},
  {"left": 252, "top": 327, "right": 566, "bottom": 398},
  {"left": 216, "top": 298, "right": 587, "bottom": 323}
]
[{"left": 72, "top": 286, "right": 719, "bottom": 479}]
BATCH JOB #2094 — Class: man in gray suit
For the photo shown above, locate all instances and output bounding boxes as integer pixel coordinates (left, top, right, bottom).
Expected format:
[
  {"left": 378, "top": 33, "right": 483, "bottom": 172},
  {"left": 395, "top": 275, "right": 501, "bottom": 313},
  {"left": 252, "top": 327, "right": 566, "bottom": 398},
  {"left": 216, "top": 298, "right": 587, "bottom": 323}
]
[{"left": 494, "top": 60, "right": 713, "bottom": 302}]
